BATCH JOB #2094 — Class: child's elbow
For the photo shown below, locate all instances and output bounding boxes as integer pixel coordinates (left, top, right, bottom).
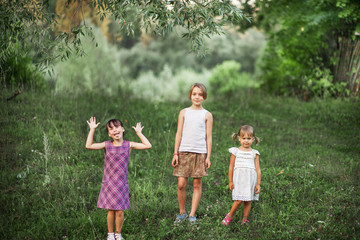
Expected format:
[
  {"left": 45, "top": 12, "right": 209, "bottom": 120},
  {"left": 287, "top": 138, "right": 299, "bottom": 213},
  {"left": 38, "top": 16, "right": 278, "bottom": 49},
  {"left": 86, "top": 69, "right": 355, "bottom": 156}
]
[{"left": 85, "top": 144, "right": 91, "bottom": 149}]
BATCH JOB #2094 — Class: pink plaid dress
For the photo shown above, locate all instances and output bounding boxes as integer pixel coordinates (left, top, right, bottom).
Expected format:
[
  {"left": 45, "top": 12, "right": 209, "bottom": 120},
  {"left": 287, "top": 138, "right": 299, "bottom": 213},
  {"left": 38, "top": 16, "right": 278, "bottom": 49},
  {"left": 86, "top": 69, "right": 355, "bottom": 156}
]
[{"left": 97, "top": 140, "right": 130, "bottom": 210}]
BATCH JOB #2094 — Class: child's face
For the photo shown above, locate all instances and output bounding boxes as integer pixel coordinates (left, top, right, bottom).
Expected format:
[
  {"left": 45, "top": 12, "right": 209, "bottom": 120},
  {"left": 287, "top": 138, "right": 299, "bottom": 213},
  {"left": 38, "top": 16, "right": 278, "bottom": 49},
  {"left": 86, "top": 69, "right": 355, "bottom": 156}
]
[
  {"left": 239, "top": 133, "right": 254, "bottom": 149},
  {"left": 190, "top": 87, "right": 204, "bottom": 106},
  {"left": 107, "top": 123, "right": 125, "bottom": 140}
]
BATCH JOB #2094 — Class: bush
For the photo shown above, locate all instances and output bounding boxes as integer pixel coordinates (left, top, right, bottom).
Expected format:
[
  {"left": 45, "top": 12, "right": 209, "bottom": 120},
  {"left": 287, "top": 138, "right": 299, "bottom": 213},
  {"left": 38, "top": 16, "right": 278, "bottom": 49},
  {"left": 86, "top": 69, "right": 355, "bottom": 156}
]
[
  {"left": 1, "top": 44, "right": 45, "bottom": 90},
  {"left": 209, "top": 60, "right": 260, "bottom": 97}
]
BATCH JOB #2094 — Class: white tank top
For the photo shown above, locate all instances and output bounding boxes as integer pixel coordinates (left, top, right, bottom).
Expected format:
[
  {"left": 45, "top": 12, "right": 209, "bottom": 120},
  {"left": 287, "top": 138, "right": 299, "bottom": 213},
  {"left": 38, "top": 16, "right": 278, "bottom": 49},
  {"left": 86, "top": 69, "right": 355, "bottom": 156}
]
[{"left": 179, "top": 108, "right": 208, "bottom": 153}]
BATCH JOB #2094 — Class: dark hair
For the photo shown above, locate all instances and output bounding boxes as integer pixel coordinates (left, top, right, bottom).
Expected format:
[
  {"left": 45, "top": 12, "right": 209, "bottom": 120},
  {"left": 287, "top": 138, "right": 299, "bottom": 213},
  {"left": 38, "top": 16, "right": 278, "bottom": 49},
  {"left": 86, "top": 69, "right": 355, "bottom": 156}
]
[
  {"left": 188, "top": 83, "right": 208, "bottom": 100},
  {"left": 106, "top": 119, "right": 125, "bottom": 136},
  {"left": 232, "top": 125, "right": 260, "bottom": 145}
]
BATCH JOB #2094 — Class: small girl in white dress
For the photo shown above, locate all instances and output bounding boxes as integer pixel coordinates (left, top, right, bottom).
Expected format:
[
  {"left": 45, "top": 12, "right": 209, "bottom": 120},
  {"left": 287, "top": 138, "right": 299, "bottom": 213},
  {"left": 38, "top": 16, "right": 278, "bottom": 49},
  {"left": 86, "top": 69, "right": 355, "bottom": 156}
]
[{"left": 222, "top": 125, "right": 261, "bottom": 226}]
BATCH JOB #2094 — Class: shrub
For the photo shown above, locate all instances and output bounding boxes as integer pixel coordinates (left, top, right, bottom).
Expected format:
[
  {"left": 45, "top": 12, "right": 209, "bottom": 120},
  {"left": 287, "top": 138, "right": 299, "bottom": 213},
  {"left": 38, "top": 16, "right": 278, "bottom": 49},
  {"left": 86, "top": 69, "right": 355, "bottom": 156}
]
[
  {"left": 209, "top": 60, "right": 259, "bottom": 97},
  {"left": 1, "top": 44, "right": 45, "bottom": 90}
]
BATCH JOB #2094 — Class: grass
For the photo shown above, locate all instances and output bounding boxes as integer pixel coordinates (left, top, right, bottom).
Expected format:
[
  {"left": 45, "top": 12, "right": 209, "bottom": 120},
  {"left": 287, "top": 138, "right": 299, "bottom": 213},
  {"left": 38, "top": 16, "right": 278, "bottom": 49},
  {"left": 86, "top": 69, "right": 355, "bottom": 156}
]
[{"left": 0, "top": 88, "right": 359, "bottom": 239}]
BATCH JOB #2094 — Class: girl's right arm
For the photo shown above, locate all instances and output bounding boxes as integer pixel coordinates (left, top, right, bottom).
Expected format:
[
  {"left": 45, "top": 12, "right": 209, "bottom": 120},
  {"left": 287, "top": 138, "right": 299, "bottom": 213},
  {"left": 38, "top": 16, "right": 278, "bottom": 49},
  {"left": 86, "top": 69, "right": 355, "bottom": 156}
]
[
  {"left": 228, "top": 154, "right": 236, "bottom": 190},
  {"left": 171, "top": 109, "right": 185, "bottom": 167},
  {"left": 85, "top": 117, "right": 105, "bottom": 150}
]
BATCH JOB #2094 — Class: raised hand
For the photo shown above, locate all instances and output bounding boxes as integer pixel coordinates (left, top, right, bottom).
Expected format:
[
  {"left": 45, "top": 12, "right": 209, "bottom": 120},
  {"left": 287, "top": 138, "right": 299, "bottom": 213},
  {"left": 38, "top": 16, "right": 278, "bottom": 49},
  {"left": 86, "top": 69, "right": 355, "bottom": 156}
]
[
  {"left": 87, "top": 117, "right": 100, "bottom": 129},
  {"left": 132, "top": 122, "right": 144, "bottom": 133}
]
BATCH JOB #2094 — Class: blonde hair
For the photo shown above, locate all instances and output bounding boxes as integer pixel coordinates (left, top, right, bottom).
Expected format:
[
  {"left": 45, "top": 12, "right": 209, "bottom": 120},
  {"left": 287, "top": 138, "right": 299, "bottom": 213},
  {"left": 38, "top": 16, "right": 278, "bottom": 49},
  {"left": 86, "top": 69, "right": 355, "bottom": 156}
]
[
  {"left": 232, "top": 125, "right": 260, "bottom": 145},
  {"left": 188, "top": 83, "right": 207, "bottom": 100}
]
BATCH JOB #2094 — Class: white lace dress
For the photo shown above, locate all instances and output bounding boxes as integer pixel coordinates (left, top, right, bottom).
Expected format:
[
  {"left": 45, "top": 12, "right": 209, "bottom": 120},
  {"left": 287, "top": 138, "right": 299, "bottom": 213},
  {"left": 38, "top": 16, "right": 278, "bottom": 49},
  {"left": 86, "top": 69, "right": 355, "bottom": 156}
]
[{"left": 229, "top": 147, "right": 260, "bottom": 201}]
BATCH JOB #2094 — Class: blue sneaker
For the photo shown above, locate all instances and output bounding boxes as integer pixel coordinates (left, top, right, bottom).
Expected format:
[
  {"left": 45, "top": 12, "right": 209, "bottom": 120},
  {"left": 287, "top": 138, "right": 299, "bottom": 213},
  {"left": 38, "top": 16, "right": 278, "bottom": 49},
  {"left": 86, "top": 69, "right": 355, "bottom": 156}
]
[
  {"left": 174, "top": 212, "right": 188, "bottom": 225},
  {"left": 188, "top": 216, "right": 197, "bottom": 224}
]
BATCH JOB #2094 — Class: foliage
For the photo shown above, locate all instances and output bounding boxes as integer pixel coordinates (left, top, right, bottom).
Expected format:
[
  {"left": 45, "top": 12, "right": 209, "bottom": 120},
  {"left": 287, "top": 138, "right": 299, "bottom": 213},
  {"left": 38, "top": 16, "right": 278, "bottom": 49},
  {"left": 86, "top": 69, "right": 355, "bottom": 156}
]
[
  {"left": 209, "top": 60, "right": 259, "bottom": 97},
  {"left": 0, "top": 0, "right": 77, "bottom": 70},
  {"left": 305, "top": 67, "right": 351, "bottom": 98},
  {"left": 51, "top": 26, "right": 129, "bottom": 96},
  {"left": 1, "top": 0, "right": 249, "bottom": 75},
  {"left": 95, "top": 0, "right": 249, "bottom": 54},
  {"left": 130, "top": 65, "right": 211, "bottom": 101},
  {"left": 239, "top": 0, "right": 360, "bottom": 97},
  {"left": 1, "top": 44, "right": 45, "bottom": 90},
  {"left": 120, "top": 27, "right": 265, "bottom": 79},
  {"left": 0, "top": 89, "right": 359, "bottom": 239},
  {"left": 51, "top": 25, "right": 265, "bottom": 100},
  {"left": 201, "top": 29, "right": 266, "bottom": 73}
]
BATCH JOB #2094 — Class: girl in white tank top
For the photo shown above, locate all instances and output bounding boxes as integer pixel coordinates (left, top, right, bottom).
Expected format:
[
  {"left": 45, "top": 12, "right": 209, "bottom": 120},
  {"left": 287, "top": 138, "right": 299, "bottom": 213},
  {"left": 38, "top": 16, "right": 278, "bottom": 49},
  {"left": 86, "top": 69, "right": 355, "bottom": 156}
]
[{"left": 171, "top": 83, "right": 213, "bottom": 225}]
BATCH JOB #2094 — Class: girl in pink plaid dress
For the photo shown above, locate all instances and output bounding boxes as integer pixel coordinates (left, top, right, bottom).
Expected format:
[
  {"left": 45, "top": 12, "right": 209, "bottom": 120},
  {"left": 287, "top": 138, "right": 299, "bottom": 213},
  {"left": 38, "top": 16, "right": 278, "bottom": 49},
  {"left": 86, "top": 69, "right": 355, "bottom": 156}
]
[{"left": 86, "top": 117, "right": 152, "bottom": 240}]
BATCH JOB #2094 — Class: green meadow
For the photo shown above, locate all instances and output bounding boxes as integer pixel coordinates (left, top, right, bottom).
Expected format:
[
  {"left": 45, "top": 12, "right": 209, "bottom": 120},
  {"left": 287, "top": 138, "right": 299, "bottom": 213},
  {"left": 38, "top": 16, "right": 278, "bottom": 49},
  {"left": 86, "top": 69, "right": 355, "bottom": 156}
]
[{"left": 1, "top": 89, "right": 359, "bottom": 239}]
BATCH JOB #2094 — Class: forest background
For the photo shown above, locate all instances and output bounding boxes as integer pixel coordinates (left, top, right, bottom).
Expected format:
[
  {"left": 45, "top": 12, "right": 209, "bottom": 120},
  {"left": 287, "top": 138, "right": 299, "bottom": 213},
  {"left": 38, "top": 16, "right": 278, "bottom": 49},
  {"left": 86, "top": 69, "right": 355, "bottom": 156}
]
[{"left": 1, "top": 0, "right": 359, "bottom": 239}]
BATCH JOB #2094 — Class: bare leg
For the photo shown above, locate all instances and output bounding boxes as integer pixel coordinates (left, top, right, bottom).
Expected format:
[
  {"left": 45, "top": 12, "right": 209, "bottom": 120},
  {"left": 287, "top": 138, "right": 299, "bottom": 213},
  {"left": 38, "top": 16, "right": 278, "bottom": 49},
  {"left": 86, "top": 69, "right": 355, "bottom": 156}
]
[
  {"left": 115, "top": 210, "right": 124, "bottom": 233},
  {"left": 107, "top": 210, "right": 115, "bottom": 233},
  {"left": 228, "top": 200, "right": 243, "bottom": 218},
  {"left": 189, "top": 178, "right": 202, "bottom": 217},
  {"left": 243, "top": 201, "right": 251, "bottom": 220},
  {"left": 178, "top": 177, "right": 188, "bottom": 214}
]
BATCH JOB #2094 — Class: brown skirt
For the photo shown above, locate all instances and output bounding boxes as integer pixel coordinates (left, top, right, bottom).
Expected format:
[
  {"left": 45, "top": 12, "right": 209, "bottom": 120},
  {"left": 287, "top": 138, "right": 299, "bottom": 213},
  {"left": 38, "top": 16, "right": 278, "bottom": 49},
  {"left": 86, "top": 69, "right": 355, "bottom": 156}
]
[{"left": 173, "top": 152, "right": 208, "bottom": 178}]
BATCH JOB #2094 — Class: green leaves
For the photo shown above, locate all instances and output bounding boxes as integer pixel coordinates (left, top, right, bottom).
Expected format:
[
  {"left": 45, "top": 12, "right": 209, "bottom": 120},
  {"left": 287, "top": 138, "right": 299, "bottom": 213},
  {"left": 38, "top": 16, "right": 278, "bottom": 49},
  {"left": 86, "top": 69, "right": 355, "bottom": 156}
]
[{"left": 1, "top": 0, "right": 250, "bottom": 78}]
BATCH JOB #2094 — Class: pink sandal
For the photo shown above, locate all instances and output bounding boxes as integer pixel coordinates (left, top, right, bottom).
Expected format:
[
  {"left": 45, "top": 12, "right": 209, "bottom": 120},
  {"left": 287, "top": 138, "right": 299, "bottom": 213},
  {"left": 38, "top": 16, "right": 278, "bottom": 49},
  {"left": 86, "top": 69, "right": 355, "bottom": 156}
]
[
  {"left": 241, "top": 219, "right": 250, "bottom": 225},
  {"left": 221, "top": 213, "right": 233, "bottom": 226}
]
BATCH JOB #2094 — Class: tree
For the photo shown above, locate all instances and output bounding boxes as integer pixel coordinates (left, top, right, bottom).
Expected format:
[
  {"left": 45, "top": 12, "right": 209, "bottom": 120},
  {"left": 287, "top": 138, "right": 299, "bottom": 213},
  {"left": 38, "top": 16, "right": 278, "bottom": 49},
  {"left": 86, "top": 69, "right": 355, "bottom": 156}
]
[
  {"left": 0, "top": 0, "right": 249, "bottom": 84},
  {"left": 238, "top": 0, "right": 360, "bottom": 96}
]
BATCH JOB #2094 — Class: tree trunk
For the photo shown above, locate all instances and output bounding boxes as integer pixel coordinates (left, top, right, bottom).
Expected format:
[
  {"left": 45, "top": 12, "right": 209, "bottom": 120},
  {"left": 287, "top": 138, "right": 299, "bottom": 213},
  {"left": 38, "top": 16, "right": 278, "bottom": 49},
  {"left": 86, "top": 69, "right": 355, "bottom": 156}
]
[{"left": 334, "top": 38, "right": 360, "bottom": 95}]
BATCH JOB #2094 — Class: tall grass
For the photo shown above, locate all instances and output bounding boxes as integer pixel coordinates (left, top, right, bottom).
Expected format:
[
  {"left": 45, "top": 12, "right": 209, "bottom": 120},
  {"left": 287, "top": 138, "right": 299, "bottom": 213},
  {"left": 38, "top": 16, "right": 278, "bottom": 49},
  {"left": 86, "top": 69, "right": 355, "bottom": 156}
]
[{"left": 0, "top": 89, "right": 359, "bottom": 239}]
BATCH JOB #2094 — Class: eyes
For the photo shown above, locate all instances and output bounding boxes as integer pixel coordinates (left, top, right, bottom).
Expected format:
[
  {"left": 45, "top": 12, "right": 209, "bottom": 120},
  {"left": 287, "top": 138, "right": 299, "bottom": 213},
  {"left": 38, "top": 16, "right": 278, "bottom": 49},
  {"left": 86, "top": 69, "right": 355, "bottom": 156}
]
[
  {"left": 192, "top": 92, "right": 203, "bottom": 97},
  {"left": 240, "top": 137, "right": 253, "bottom": 141},
  {"left": 108, "top": 126, "right": 123, "bottom": 131}
]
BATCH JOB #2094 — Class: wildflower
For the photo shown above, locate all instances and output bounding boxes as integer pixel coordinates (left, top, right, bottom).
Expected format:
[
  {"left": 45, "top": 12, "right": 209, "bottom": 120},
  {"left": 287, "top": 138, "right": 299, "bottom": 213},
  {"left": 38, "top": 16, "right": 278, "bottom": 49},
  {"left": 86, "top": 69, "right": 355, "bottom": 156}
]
[
  {"left": 215, "top": 182, "right": 218, "bottom": 186},
  {"left": 330, "top": 214, "right": 333, "bottom": 217},
  {"left": 146, "top": 218, "right": 148, "bottom": 221},
  {"left": 290, "top": 230, "right": 293, "bottom": 234},
  {"left": 309, "top": 164, "right": 314, "bottom": 167},
  {"left": 301, "top": 27, "right": 304, "bottom": 31}
]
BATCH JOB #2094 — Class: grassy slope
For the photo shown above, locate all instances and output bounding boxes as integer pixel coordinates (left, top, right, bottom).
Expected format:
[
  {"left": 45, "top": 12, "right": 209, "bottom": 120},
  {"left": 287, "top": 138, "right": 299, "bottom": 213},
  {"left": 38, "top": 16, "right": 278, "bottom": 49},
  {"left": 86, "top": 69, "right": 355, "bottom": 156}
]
[{"left": 0, "top": 89, "right": 359, "bottom": 239}]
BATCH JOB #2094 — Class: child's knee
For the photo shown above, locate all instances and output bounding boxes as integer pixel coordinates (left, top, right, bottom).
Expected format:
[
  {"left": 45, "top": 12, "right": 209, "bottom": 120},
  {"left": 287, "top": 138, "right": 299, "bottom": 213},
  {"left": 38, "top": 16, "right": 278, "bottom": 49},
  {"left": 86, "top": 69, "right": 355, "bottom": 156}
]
[
  {"left": 234, "top": 200, "right": 242, "bottom": 206},
  {"left": 178, "top": 183, "right": 186, "bottom": 191},
  {"left": 115, "top": 210, "right": 124, "bottom": 217},
  {"left": 193, "top": 181, "right": 202, "bottom": 189}
]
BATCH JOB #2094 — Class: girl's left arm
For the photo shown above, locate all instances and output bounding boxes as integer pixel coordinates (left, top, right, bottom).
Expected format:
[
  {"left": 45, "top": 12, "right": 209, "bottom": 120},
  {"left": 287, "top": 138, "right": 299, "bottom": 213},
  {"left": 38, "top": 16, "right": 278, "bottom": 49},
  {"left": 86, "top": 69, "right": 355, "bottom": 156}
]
[
  {"left": 254, "top": 154, "right": 261, "bottom": 194},
  {"left": 205, "top": 112, "right": 213, "bottom": 169},
  {"left": 130, "top": 122, "right": 152, "bottom": 150}
]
